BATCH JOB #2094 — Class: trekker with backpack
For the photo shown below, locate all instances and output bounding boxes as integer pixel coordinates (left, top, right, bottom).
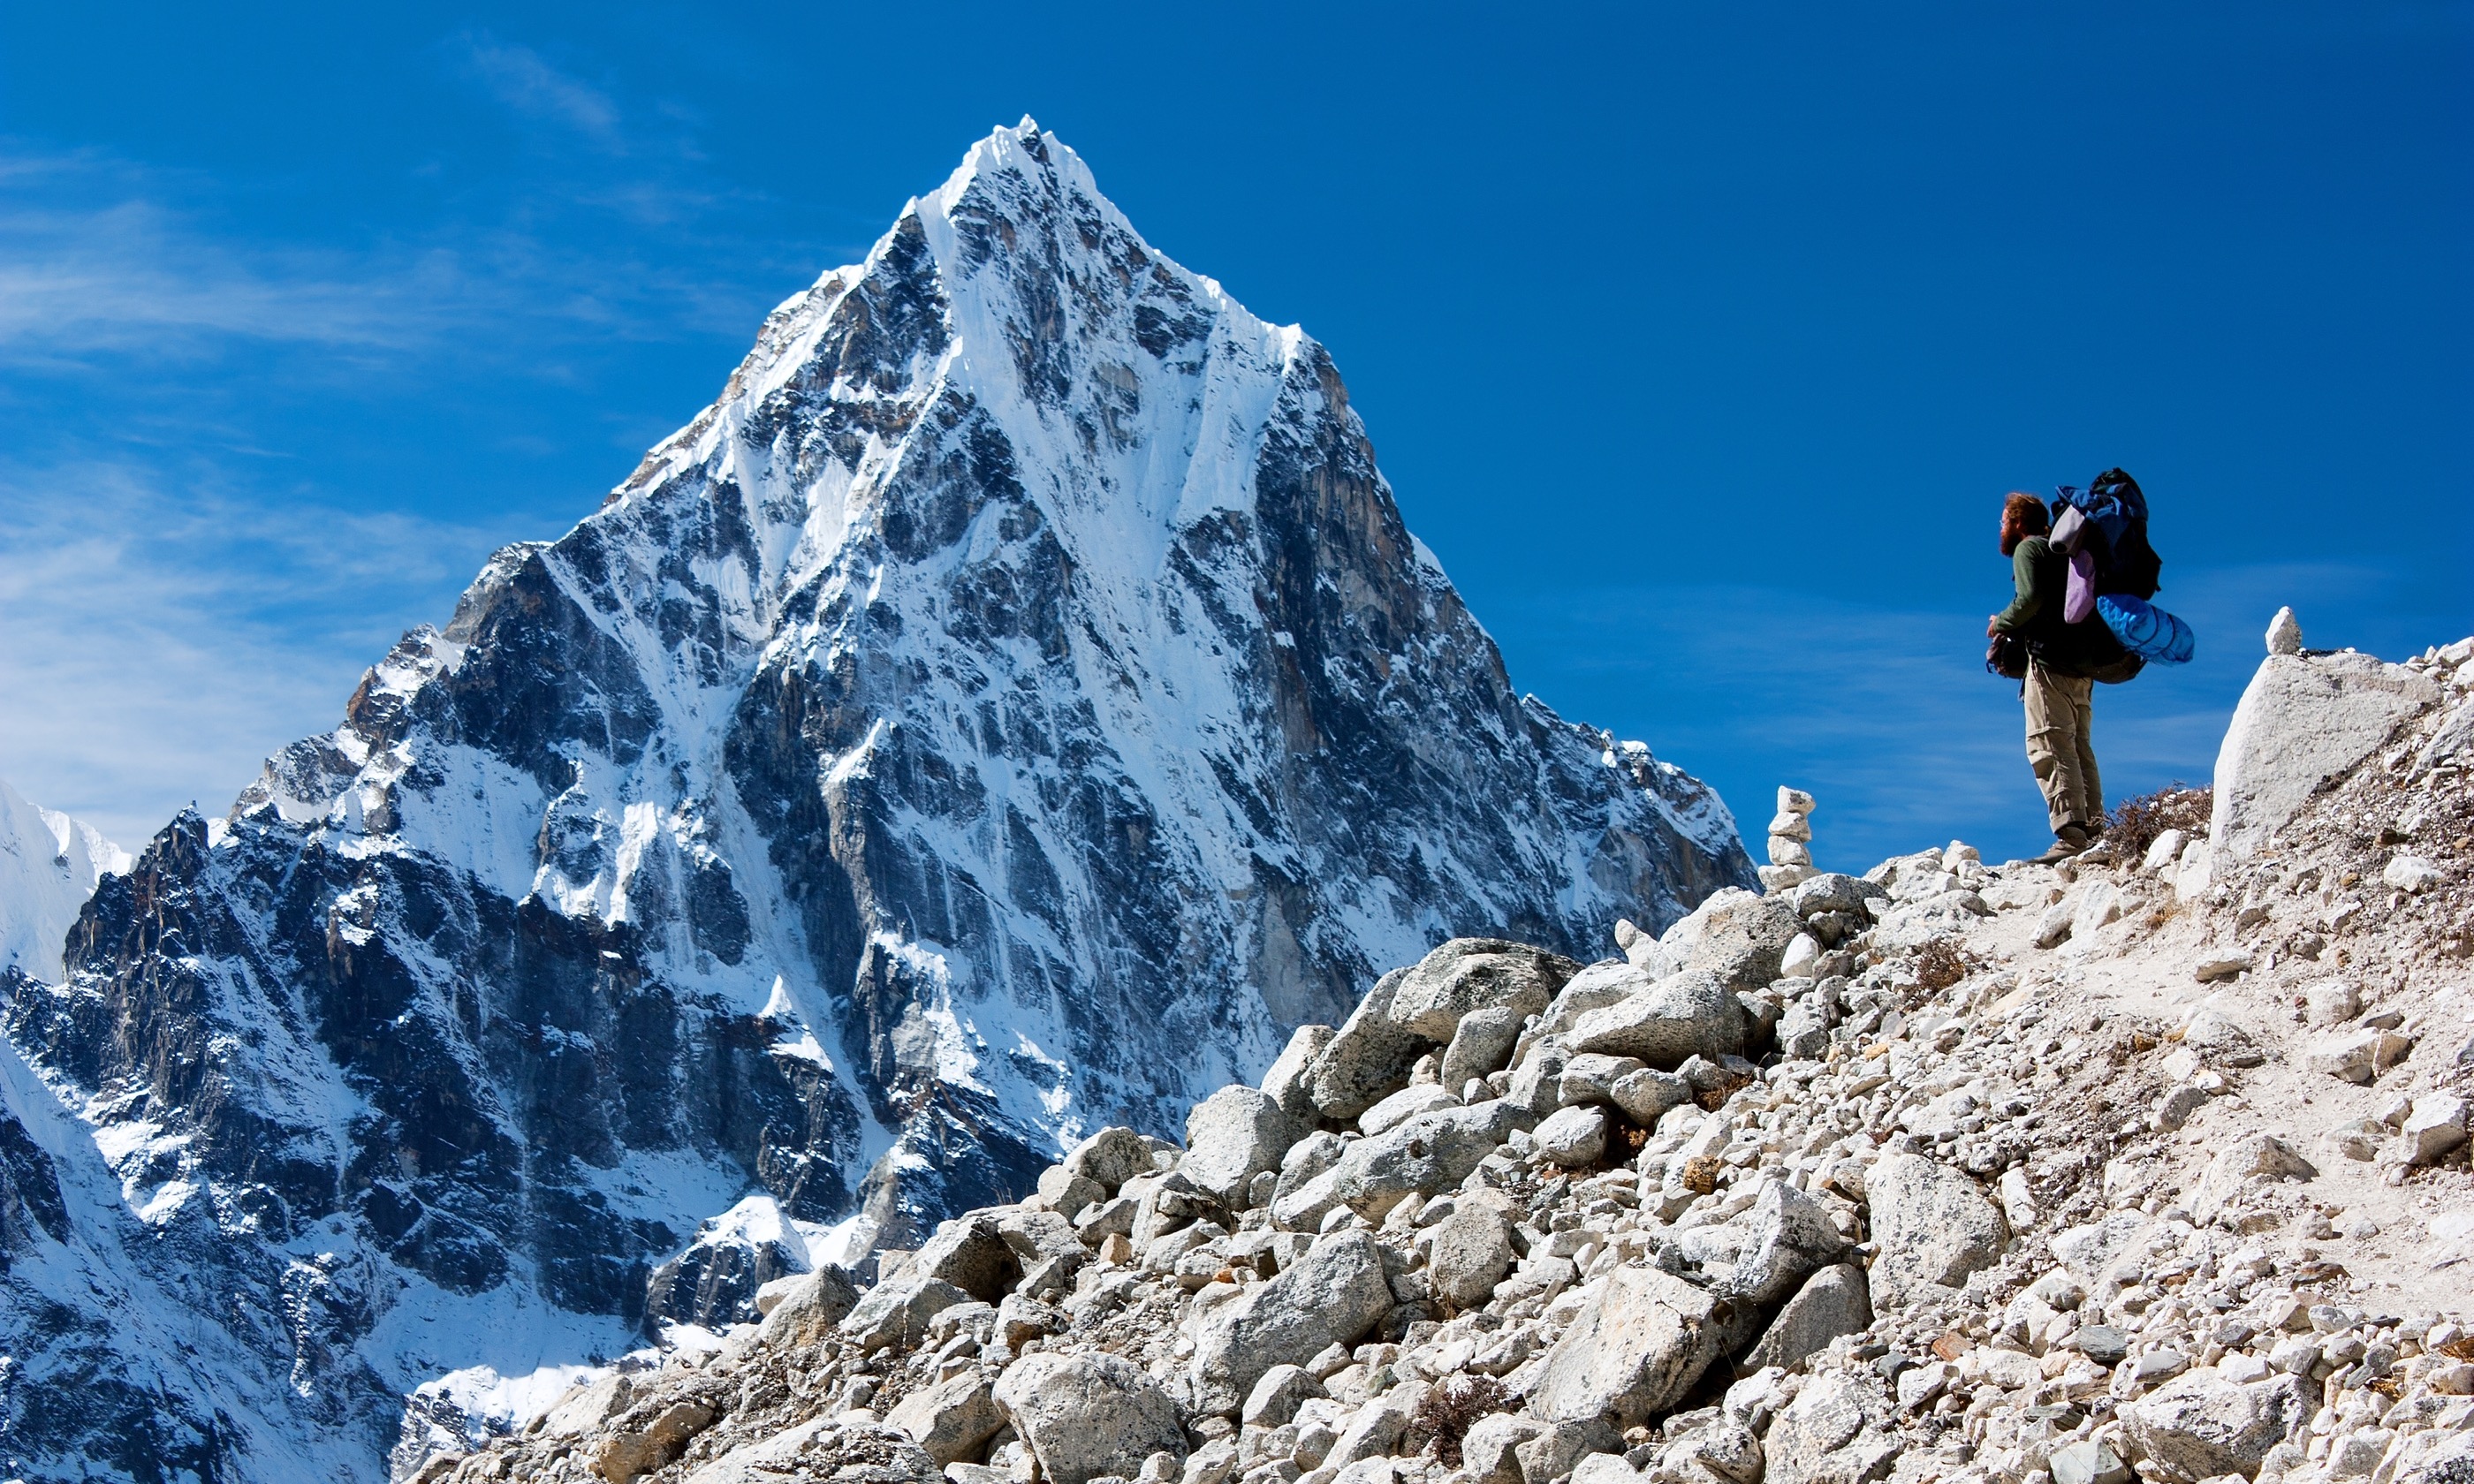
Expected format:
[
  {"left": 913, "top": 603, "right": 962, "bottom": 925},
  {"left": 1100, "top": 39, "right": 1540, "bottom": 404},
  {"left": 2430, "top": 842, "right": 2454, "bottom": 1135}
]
[
  {"left": 1984, "top": 468, "right": 2195, "bottom": 863},
  {"left": 1987, "top": 494, "right": 2111, "bottom": 861}
]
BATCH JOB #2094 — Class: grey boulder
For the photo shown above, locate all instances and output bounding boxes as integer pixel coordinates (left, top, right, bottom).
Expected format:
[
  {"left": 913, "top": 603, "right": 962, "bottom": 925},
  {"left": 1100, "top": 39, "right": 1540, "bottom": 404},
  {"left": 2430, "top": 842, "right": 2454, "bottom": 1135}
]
[
  {"left": 1424, "top": 1201, "right": 1516, "bottom": 1312},
  {"left": 1557, "top": 1052, "right": 1646, "bottom": 1107},
  {"left": 2212, "top": 647, "right": 2440, "bottom": 862},
  {"left": 885, "top": 1371, "right": 1007, "bottom": 1465},
  {"left": 1534, "top": 1105, "right": 1609, "bottom": 1168},
  {"left": 1062, "top": 1126, "right": 1157, "bottom": 1195},
  {"left": 1864, "top": 1153, "right": 2007, "bottom": 1307},
  {"left": 2189, "top": 1133, "right": 2316, "bottom": 1227},
  {"left": 1514, "top": 1419, "right": 1625, "bottom": 1483},
  {"left": 1726, "top": 1178, "right": 1853, "bottom": 1307},
  {"left": 1537, "top": 959, "right": 1652, "bottom": 1036},
  {"left": 751, "top": 1266, "right": 861, "bottom": 1349},
  {"left": 1743, "top": 1263, "right": 1873, "bottom": 1374},
  {"left": 1188, "top": 1230, "right": 1394, "bottom": 1414},
  {"left": 1275, "top": 1100, "right": 1522, "bottom": 1227},
  {"left": 1762, "top": 1372, "right": 1884, "bottom": 1484},
  {"left": 1684, "top": 893, "right": 1806, "bottom": 993},
  {"left": 1788, "top": 874, "right": 1878, "bottom": 919},
  {"left": 839, "top": 1276, "right": 972, "bottom": 1352},
  {"left": 2117, "top": 1367, "right": 2315, "bottom": 1482},
  {"left": 1567, "top": 970, "right": 1747, "bottom": 1068},
  {"left": 1610, "top": 1067, "right": 1693, "bottom": 1125},
  {"left": 1439, "top": 1004, "right": 1526, "bottom": 1088},
  {"left": 1241, "top": 1363, "right": 1326, "bottom": 1427},
  {"left": 1385, "top": 938, "right": 1579, "bottom": 1041},
  {"left": 1309, "top": 968, "right": 1436, "bottom": 1121},
  {"left": 913, "top": 1213, "right": 1021, "bottom": 1302},
  {"left": 992, "top": 1352, "right": 1188, "bottom": 1484},
  {"left": 1268, "top": 1130, "right": 1348, "bottom": 1219},
  {"left": 1358, "top": 1083, "right": 1460, "bottom": 1137},
  {"left": 1035, "top": 1163, "right": 1105, "bottom": 1222},
  {"left": 1529, "top": 1265, "right": 1749, "bottom": 1426},
  {"left": 1183, "top": 1086, "right": 1299, "bottom": 1206},
  {"left": 1259, "top": 1024, "right": 1336, "bottom": 1123}
]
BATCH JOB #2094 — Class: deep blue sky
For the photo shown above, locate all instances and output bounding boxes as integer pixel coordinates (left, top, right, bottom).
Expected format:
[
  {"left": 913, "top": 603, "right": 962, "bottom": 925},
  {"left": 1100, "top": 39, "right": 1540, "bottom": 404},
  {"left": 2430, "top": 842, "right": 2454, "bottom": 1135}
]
[{"left": 1, "top": 3, "right": 2466, "bottom": 867}]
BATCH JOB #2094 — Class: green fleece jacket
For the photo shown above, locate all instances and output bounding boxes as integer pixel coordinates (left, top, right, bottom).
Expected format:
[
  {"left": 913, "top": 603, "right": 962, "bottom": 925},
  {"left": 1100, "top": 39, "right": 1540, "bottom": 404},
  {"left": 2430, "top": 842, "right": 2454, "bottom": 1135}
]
[{"left": 1992, "top": 535, "right": 2058, "bottom": 634}]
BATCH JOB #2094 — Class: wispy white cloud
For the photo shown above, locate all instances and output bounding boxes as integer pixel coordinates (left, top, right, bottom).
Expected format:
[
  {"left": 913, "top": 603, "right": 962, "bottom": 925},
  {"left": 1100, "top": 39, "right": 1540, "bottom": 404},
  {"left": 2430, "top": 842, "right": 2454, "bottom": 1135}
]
[
  {"left": 0, "top": 183, "right": 467, "bottom": 362},
  {"left": 0, "top": 170, "right": 755, "bottom": 369},
  {"left": 0, "top": 48, "right": 858, "bottom": 844},
  {"left": 453, "top": 34, "right": 626, "bottom": 148},
  {"left": 0, "top": 99, "right": 823, "bottom": 372},
  {"left": 441, "top": 32, "right": 749, "bottom": 231},
  {"left": 0, "top": 461, "right": 505, "bottom": 845}
]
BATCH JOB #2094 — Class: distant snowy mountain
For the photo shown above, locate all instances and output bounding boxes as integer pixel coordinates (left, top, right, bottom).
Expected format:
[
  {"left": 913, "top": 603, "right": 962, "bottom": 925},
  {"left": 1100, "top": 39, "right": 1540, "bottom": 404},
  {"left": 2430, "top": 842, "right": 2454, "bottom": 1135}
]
[
  {"left": 0, "top": 776, "right": 128, "bottom": 980},
  {"left": 0, "top": 120, "right": 1754, "bottom": 1482}
]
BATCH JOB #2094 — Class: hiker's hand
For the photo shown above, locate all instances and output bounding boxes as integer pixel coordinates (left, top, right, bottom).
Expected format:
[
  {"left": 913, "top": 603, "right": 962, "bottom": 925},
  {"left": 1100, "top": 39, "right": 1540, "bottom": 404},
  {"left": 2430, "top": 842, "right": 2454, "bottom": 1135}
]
[{"left": 1985, "top": 616, "right": 1999, "bottom": 638}]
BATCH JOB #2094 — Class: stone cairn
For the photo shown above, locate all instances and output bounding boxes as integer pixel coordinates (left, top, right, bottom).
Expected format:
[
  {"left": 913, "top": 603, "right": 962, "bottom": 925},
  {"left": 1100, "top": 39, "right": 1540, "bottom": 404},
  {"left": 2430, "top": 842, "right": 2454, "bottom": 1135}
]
[{"left": 1757, "top": 786, "right": 1818, "bottom": 894}]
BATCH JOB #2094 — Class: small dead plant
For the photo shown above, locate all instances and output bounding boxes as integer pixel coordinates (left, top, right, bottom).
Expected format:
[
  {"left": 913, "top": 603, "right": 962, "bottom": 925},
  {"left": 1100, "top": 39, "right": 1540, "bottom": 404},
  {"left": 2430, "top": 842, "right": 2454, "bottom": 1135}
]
[
  {"left": 1914, "top": 936, "right": 1978, "bottom": 993},
  {"left": 1410, "top": 1373, "right": 1506, "bottom": 1466},
  {"left": 2107, "top": 784, "right": 2214, "bottom": 865}
]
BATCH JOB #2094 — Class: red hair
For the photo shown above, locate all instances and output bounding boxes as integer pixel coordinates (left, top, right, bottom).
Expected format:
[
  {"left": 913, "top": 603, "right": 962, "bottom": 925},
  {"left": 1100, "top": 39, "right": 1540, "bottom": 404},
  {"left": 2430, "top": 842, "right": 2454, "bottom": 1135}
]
[{"left": 2002, "top": 492, "right": 2049, "bottom": 534}]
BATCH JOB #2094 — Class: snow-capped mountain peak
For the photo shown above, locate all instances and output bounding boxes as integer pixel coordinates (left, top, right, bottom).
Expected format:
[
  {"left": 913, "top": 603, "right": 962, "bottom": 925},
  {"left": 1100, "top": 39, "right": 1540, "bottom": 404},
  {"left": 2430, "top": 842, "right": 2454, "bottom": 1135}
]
[{"left": 0, "top": 120, "right": 1751, "bottom": 1481}]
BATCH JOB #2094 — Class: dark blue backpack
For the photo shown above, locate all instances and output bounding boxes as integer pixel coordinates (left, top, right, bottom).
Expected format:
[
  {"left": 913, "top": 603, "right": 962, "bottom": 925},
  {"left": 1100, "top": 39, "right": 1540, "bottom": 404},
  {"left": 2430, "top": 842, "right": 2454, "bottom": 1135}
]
[
  {"left": 2051, "top": 468, "right": 2162, "bottom": 600},
  {"left": 2052, "top": 467, "right": 2191, "bottom": 666}
]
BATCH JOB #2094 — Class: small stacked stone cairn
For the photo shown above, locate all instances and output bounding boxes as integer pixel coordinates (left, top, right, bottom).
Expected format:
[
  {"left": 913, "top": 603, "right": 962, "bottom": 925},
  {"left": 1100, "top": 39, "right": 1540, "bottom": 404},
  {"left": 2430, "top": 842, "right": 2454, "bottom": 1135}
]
[{"left": 1757, "top": 786, "right": 1818, "bottom": 893}]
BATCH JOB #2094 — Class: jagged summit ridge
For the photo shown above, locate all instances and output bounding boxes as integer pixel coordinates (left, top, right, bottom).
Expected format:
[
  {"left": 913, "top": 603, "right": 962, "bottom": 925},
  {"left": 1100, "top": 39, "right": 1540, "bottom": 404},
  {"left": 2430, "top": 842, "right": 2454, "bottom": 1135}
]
[
  {"left": 0, "top": 120, "right": 1750, "bottom": 1482},
  {"left": 214, "top": 115, "right": 1751, "bottom": 1230}
]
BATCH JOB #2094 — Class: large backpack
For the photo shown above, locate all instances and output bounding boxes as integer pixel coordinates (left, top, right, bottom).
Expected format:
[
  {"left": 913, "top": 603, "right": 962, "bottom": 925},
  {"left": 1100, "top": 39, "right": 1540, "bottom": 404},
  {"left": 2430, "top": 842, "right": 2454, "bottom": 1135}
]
[
  {"left": 2050, "top": 468, "right": 2162, "bottom": 599},
  {"left": 2050, "top": 467, "right": 2190, "bottom": 668}
]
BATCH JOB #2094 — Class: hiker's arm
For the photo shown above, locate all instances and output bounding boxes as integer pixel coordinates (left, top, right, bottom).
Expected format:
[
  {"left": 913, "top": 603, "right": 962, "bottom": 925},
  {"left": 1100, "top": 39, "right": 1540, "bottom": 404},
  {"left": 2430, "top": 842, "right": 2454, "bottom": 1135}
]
[{"left": 1990, "top": 544, "right": 2045, "bottom": 633}]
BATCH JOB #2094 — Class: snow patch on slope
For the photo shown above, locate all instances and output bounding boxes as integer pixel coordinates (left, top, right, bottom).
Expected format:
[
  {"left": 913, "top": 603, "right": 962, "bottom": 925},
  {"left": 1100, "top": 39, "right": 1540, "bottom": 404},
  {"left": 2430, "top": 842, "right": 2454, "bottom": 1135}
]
[{"left": 0, "top": 775, "right": 130, "bottom": 980}]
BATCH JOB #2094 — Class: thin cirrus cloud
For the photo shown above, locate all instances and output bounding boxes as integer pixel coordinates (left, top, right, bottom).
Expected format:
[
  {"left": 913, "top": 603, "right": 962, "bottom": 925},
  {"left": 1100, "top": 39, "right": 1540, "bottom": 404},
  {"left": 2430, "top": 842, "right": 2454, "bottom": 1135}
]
[
  {"left": 443, "top": 33, "right": 755, "bottom": 233},
  {"left": 0, "top": 37, "right": 866, "bottom": 847},
  {"left": 0, "top": 185, "right": 472, "bottom": 362},
  {"left": 0, "top": 57, "right": 845, "bottom": 848},
  {"left": 452, "top": 34, "right": 628, "bottom": 150},
  {"left": 0, "top": 460, "right": 501, "bottom": 848},
  {"left": 0, "top": 149, "right": 774, "bottom": 370},
  {"left": 0, "top": 32, "right": 811, "bottom": 374}
]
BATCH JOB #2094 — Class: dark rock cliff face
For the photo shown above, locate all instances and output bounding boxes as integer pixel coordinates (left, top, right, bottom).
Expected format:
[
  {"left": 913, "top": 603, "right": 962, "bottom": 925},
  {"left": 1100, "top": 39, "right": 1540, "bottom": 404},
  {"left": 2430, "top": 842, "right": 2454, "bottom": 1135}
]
[{"left": 0, "top": 120, "right": 1753, "bottom": 1482}]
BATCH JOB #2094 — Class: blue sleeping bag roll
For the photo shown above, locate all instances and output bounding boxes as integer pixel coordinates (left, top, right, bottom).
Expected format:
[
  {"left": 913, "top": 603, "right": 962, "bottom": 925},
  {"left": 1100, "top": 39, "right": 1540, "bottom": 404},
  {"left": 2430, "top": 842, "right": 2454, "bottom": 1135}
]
[{"left": 2096, "top": 594, "right": 2195, "bottom": 664}]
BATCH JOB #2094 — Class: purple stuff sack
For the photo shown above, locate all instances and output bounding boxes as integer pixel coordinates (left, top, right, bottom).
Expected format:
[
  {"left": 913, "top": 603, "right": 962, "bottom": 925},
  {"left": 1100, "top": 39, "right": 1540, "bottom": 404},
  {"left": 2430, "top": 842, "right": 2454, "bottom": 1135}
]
[{"left": 2064, "top": 549, "right": 2098, "bottom": 624}]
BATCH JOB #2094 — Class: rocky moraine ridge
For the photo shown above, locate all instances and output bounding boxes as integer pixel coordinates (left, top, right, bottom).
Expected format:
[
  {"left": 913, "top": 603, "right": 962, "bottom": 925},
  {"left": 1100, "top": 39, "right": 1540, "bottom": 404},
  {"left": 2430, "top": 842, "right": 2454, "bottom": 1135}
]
[
  {"left": 0, "top": 120, "right": 1752, "bottom": 1482},
  {"left": 446, "top": 621, "right": 2474, "bottom": 1484}
]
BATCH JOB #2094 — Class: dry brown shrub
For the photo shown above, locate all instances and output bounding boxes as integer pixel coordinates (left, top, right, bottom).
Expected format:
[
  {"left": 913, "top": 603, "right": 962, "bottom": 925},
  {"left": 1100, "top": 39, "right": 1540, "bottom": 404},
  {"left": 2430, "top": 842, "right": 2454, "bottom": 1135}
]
[
  {"left": 1914, "top": 936, "right": 1977, "bottom": 992},
  {"left": 1411, "top": 1373, "right": 1506, "bottom": 1465},
  {"left": 2107, "top": 784, "right": 2214, "bottom": 864}
]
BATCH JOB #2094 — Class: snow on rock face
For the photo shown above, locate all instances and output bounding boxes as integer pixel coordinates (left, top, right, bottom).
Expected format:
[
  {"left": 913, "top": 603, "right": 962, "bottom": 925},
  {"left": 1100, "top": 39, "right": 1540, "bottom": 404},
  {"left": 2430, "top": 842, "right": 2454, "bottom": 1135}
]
[
  {"left": 0, "top": 775, "right": 130, "bottom": 980},
  {"left": 0, "top": 120, "right": 1750, "bottom": 1481}
]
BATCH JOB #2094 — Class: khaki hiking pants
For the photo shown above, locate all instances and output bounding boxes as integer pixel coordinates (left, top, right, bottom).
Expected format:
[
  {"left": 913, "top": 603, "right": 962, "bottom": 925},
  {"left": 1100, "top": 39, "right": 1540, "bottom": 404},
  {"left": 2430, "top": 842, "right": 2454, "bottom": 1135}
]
[{"left": 2023, "top": 662, "right": 2101, "bottom": 837}]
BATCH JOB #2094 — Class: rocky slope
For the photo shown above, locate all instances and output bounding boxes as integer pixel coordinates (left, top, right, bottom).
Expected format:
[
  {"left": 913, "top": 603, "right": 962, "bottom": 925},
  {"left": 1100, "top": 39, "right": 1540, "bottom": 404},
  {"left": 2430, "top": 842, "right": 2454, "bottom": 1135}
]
[
  {"left": 452, "top": 617, "right": 2474, "bottom": 1484},
  {"left": 0, "top": 120, "right": 1751, "bottom": 1482}
]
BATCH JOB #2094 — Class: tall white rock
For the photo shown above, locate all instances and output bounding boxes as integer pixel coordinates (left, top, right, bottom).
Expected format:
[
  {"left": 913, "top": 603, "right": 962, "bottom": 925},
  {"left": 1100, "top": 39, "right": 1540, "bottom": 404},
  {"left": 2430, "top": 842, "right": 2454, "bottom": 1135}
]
[{"left": 2210, "top": 632, "right": 2440, "bottom": 862}]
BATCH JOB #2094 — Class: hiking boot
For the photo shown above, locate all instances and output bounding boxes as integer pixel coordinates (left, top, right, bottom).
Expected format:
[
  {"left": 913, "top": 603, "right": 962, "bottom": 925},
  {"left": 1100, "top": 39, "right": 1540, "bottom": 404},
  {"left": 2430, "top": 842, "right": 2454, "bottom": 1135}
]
[{"left": 2031, "top": 826, "right": 2091, "bottom": 865}]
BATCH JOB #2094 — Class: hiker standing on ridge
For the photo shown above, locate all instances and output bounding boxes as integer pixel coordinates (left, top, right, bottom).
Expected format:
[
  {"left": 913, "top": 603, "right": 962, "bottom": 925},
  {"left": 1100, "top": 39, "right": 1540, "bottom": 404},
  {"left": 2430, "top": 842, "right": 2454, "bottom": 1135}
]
[
  {"left": 1987, "top": 492, "right": 2109, "bottom": 862},
  {"left": 1983, "top": 471, "right": 2194, "bottom": 865}
]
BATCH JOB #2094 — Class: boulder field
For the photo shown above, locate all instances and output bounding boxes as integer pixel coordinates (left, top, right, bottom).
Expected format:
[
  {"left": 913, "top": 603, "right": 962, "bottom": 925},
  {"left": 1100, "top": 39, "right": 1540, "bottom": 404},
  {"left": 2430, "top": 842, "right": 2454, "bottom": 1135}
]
[{"left": 421, "top": 623, "right": 2474, "bottom": 1484}]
